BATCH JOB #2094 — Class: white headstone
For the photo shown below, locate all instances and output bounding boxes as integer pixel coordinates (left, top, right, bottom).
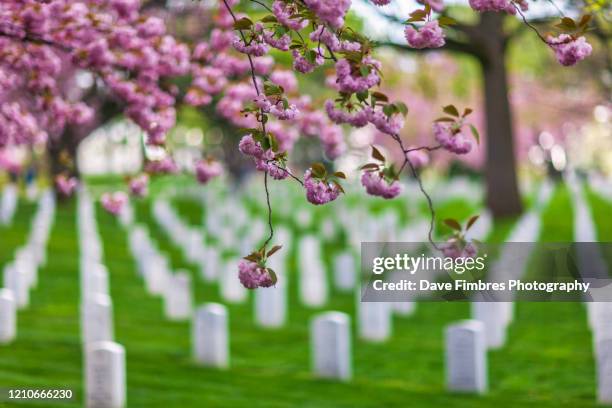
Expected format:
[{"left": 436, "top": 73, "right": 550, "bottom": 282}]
[
  {"left": 358, "top": 301, "right": 392, "bottom": 342},
  {"left": 254, "top": 280, "right": 287, "bottom": 328},
  {"left": 597, "top": 338, "right": 612, "bottom": 404},
  {"left": 298, "top": 236, "right": 328, "bottom": 307},
  {"left": 471, "top": 302, "right": 506, "bottom": 349},
  {"left": 164, "top": 271, "right": 193, "bottom": 320},
  {"left": 193, "top": 303, "right": 229, "bottom": 368},
  {"left": 311, "top": 312, "right": 352, "bottom": 381},
  {"left": 220, "top": 260, "right": 247, "bottom": 303},
  {"left": 82, "top": 294, "right": 114, "bottom": 344},
  {"left": 85, "top": 341, "right": 126, "bottom": 408},
  {"left": 333, "top": 252, "right": 355, "bottom": 292},
  {"left": 446, "top": 320, "right": 487, "bottom": 394},
  {"left": 393, "top": 300, "right": 416, "bottom": 317},
  {"left": 3, "top": 264, "right": 29, "bottom": 309},
  {"left": 0, "top": 289, "right": 17, "bottom": 344},
  {"left": 200, "top": 247, "right": 220, "bottom": 282},
  {"left": 83, "top": 264, "right": 110, "bottom": 299}
]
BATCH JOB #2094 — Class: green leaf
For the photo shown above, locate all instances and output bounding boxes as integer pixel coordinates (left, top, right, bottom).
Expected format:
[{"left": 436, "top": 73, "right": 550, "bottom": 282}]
[
  {"left": 579, "top": 14, "right": 591, "bottom": 27},
  {"left": 269, "top": 133, "right": 279, "bottom": 152},
  {"left": 359, "top": 163, "right": 380, "bottom": 171},
  {"left": 444, "top": 218, "right": 462, "bottom": 231},
  {"left": 266, "top": 268, "right": 278, "bottom": 285},
  {"left": 443, "top": 104, "right": 460, "bottom": 117},
  {"left": 382, "top": 104, "right": 396, "bottom": 117},
  {"left": 310, "top": 162, "right": 327, "bottom": 178},
  {"left": 371, "top": 91, "right": 389, "bottom": 102},
  {"left": 437, "top": 16, "right": 456, "bottom": 26},
  {"left": 371, "top": 145, "right": 386, "bottom": 162},
  {"left": 261, "top": 15, "right": 278, "bottom": 23},
  {"left": 406, "top": 9, "right": 427, "bottom": 23},
  {"left": 469, "top": 124, "right": 480, "bottom": 145},
  {"left": 359, "top": 65, "right": 370, "bottom": 77},
  {"left": 395, "top": 102, "right": 409, "bottom": 116},
  {"left": 267, "top": 245, "right": 283, "bottom": 257},
  {"left": 233, "top": 17, "right": 253, "bottom": 30},
  {"left": 356, "top": 90, "right": 369, "bottom": 102},
  {"left": 466, "top": 215, "right": 479, "bottom": 231},
  {"left": 333, "top": 171, "right": 347, "bottom": 179},
  {"left": 332, "top": 180, "right": 345, "bottom": 194}
]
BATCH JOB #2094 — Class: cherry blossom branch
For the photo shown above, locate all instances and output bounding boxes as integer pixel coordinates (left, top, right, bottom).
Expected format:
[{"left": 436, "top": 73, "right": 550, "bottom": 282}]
[
  {"left": 221, "top": 0, "right": 274, "bottom": 248},
  {"left": 391, "top": 133, "right": 440, "bottom": 250}
]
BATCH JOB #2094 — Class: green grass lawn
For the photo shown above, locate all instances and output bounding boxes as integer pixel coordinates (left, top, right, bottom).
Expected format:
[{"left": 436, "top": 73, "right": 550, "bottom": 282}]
[{"left": 0, "top": 181, "right": 607, "bottom": 407}]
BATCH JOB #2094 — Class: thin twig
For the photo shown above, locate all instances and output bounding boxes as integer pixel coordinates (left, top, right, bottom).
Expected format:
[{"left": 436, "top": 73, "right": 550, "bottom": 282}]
[
  {"left": 515, "top": 5, "right": 551, "bottom": 46},
  {"left": 391, "top": 134, "right": 440, "bottom": 250}
]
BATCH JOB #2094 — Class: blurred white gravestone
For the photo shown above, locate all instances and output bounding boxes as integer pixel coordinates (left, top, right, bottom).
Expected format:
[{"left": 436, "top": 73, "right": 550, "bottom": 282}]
[
  {"left": 471, "top": 302, "right": 506, "bottom": 349},
  {"left": 82, "top": 294, "right": 114, "bottom": 344},
  {"left": 393, "top": 300, "right": 416, "bottom": 317},
  {"left": 85, "top": 341, "right": 126, "bottom": 408},
  {"left": 597, "top": 338, "right": 612, "bottom": 404},
  {"left": 298, "top": 236, "right": 328, "bottom": 307},
  {"left": 164, "top": 271, "right": 193, "bottom": 320},
  {"left": 219, "top": 259, "right": 247, "bottom": 304},
  {"left": 311, "top": 312, "right": 352, "bottom": 381},
  {"left": 358, "top": 301, "right": 392, "bottom": 342},
  {"left": 193, "top": 303, "right": 229, "bottom": 368},
  {"left": 0, "top": 289, "right": 17, "bottom": 344},
  {"left": 0, "top": 184, "right": 17, "bottom": 225},
  {"left": 83, "top": 264, "right": 109, "bottom": 300},
  {"left": 333, "top": 252, "right": 356, "bottom": 292},
  {"left": 3, "top": 264, "right": 29, "bottom": 309},
  {"left": 200, "top": 247, "right": 220, "bottom": 282},
  {"left": 446, "top": 320, "right": 487, "bottom": 394},
  {"left": 255, "top": 279, "right": 287, "bottom": 328}
]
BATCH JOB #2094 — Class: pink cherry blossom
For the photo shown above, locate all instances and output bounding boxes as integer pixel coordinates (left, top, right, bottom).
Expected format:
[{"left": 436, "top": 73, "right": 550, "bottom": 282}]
[
  {"left": 361, "top": 171, "right": 403, "bottom": 199},
  {"left": 304, "top": 169, "right": 341, "bottom": 205},
  {"left": 433, "top": 122, "right": 473, "bottom": 154},
  {"left": 101, "top": 192, "right": 128, "bottom": 216},
  {"left": 195, "top": 159, "right": 223, "bottom": 184},
  {"left": 405, "top": 21, "right": 445, "bottom": 49},
  {"left": 547, "top": 34, "right": 593, "bottom": 66},
  {"left": 55, "top": 175, "right": 78, "bottom": 197},
  {"left": 238, "top": 259, "right": 274, "bottom": 289},
  {"left": 129, "top": 174, "right": 149, "bottom": 197}
]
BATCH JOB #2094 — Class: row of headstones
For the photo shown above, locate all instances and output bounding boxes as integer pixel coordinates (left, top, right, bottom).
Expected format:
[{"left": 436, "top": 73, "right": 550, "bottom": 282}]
[
  {"left": 1, "top": 189, "right": 55, "bottom": 344},
  {"left": 569, "top": 175, "right": 612, "bottom": 405},
  {"left": 127, "top": 224, "right": 193, "bottom": 320},
  {"left": 0, "top": 183, "right": 18, "bottom": 226},
  {"left": 77, "top": 189, "right": 127, "bottom": 408}
]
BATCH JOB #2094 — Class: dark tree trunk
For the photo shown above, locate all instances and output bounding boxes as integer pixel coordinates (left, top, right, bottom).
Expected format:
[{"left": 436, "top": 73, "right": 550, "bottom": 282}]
[
  {"left": 47, "top": 126, "right": 81, "bottom": 182},
  {"left": 479, "top": 13, "right": 523, "bottom": 218}
]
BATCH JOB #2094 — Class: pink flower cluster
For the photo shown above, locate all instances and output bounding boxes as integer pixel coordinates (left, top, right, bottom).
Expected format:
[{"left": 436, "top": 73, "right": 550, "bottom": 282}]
[
  {"left": 361, "top": 171, "right": 402, "bottom": 199},
  {"left": 304, "top": 169, "right": 341, "bottom": 205},
  {"left": 404, "top": 21, "right": 445, "bottom": 49},
  {"left": 325, "top": 101, "right": 404, "bottom": 135},
  {"left": 468, "top": 0, "right": 527, "bottom": 14},
  {"left": 254, "top": 95, "right": 299, "bottom": 120},
  {"left": 441, "top": 239, "right": 477, "bottom": 259},
  {"left": 433, "top": 122, "right": 473, "bottom": 154},
  {"left": 417, "top": 0, "right": 445, "bottom": 12},
  {"left": 238, "top": 260, "right": 275, "bottom": 289},
  {"left": 406, "top": 149, "right": 430, "bottom": 168},
  {"left": 238, "top": 135, "right": 289, "bottom": 180},
  {"left": 101, "top": 192, "right": 128, "bottom": 216},
  {"left": 129, "top": 174, "right": 149, "bottom": 198},
  {"left": 309, "top": 26, "right": 361, "bottom": 53},
  {"left": 145, "top": 157, "right": 179, "bottom": 174},
  {"left": 292, "top": 50, "right": 324, "bottom": 74},
  {"left": 547, "top": 35, "right": 592, "bottom": 66},
  {"left": 195, "top": 159, "right": 223, "bottom": 184},
  {"left": 335, "top": 57, "right": 381, "bottom": 94},
  {"left": 55, "top": 175, "right": 78, "bottom": 197},
  {"left": 272, "top": 0, "right": 309, "bottom": 30},
  {"left": 303, "top": 0, "right": 352, "bottom": 29}
]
